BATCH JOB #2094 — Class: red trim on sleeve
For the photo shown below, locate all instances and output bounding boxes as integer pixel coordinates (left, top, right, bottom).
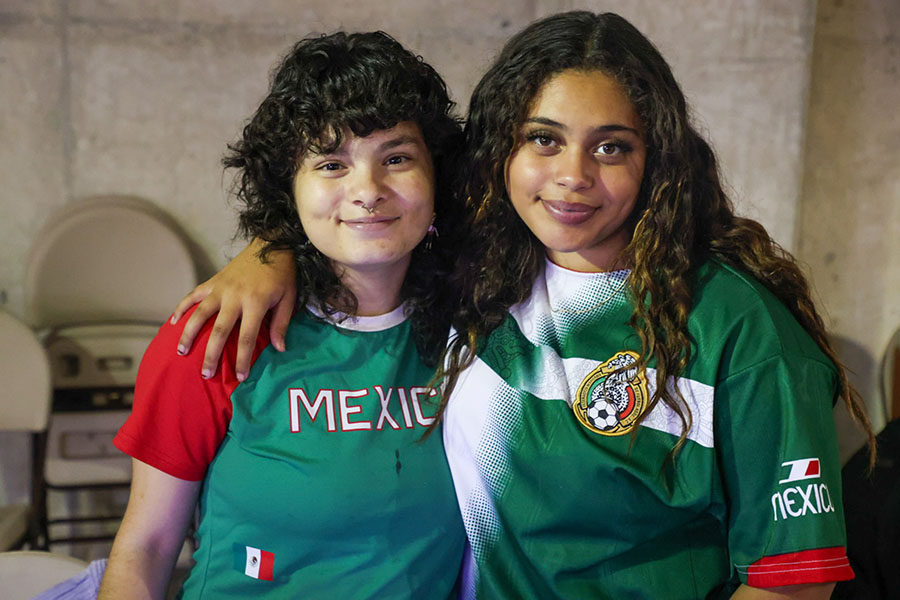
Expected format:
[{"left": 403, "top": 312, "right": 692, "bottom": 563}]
[
  {"left": 741, "top": 546, "right": 854, "bottom": 588},
  {"left": 113, "top": 307, "right": 271, "bottom": 480}
]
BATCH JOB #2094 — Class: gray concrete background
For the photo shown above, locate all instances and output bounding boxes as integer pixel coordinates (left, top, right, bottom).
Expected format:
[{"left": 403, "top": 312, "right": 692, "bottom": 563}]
[
  {"left": 1, "top": 0, "right": 897, "bottom": 499},
  {"left": 798, "top": 0, "right": 900, "bottom": 456}
]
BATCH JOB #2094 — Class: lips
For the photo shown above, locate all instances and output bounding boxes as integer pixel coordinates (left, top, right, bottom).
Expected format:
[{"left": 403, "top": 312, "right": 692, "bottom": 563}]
[
  {"left": 341, "top": 215, "right": 399, "bottom": 230},
  {"left": 540, "top": 199, "right": 597, "bottom": 225}
]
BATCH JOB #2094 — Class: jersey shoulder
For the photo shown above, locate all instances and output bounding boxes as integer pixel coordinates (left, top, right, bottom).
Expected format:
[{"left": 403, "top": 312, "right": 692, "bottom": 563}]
[
  {"left": 113, "top": 306, "right": 273, "bottom": 480},
  {"left": 151, "top": 305, "right": 273, "bottom": 380},
  {"left": 690, "top": 260, "right": 834, "bottom": 373}
]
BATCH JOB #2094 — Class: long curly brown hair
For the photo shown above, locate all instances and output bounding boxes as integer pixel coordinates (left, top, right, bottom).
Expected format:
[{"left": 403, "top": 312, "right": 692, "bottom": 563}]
[
  {"left": 435, "top": 11, "right": 874, "bottom": 461},
  {"left": 224, "top": 31, "right": 463, "bottom": 365}
]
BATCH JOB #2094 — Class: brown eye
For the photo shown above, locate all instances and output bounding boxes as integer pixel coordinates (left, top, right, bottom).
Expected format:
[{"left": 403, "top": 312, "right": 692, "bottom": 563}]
[
  {"left": 598, "top": 143, "right": 620, "bottom": 155},
  {"left": 595, "top": 139, "right": 633, "bottom": 158},
  {"left": 525, "top": 130, "right": 557, "bottom": 148}
]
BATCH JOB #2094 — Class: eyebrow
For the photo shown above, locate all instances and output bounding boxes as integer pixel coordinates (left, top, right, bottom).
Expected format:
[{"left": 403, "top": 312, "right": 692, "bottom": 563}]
[
  {"left": 377, "top": 135, "right": 421, "bottom": 151},
  {"left": 315, "top": 134, "right": 421, "bottom": 158},
  {"left": 525, "top": 116, "right": 640, "bottom": 137}
]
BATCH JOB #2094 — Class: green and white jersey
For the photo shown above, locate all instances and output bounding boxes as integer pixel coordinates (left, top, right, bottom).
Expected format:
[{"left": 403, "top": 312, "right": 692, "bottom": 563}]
[
  {"left": 443, "top": 259, "right": 852, "bottom": 599},
  {"left": 117, "top": 305, "right": 465, "bottom": 599}
]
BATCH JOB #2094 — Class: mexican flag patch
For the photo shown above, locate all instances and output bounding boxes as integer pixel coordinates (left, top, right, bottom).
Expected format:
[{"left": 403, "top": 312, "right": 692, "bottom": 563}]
[{"left": 233, "top": 543, "right": 274, "bottom": 581}]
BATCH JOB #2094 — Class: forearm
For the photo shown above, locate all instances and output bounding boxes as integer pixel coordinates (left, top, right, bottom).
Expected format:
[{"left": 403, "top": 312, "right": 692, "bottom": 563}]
[
  {"left": 730, "top": 582, "right": 836, "bottom": 599},
  {"left": 99, "top": 539, "right": 179, "bottom": 600},
  {"left": 99, "top": 460, "right": 200, "bottom": 600}
]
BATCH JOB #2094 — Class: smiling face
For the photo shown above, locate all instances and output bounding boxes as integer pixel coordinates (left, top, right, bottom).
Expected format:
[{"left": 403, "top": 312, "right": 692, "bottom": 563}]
[
  {"left": 293, "top": 121, "right": 435, "bottom": 289},
  {"left": 506, "top": 69, "right": 647, "bottom": 272}
]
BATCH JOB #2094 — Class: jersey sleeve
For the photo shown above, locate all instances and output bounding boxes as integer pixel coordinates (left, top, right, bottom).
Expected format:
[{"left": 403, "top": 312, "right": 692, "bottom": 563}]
[
  {"left": 114, "top": 307, "right": 271, "bottom": 481},
  {"left": 714, "top": 352, "right": 854, "bottom": 588}
]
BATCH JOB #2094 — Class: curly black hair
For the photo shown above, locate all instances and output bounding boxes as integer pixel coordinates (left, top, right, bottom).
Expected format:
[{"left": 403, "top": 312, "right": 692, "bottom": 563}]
[
  {"left": 224, "top": 31, "right": 463, "bottom": 365},
  {"left": 435, "top": 11, "right": 874, "bottom": 461}
]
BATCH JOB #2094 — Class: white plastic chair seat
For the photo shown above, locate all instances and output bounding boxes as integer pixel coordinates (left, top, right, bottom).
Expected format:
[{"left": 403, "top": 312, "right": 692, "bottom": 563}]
[
  {"left": 0, "top": 505, "right": 29, "bottom": 551},
  {"left": 0, "top": 550, "right": 89, "bottom": 600}
]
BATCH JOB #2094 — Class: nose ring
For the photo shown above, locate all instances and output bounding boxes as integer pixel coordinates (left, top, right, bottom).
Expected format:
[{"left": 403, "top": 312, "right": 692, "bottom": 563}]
[{"left": 362, "top": 203, "right": 376, "bottom": 214}]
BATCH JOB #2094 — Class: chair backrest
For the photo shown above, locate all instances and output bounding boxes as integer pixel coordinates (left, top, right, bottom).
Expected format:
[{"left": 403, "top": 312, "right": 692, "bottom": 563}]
[
  {"left": 24, "top": 196, "right": 198, "bottom": 329},
  {"left": 0, "top": 550, "right": 90, "bottom": 599},
  {"left": 883, "top": 326, "right": 900, "bottom": 423},
  {"left": 0, "top": 311, "right": 52, "bottom": 432}
]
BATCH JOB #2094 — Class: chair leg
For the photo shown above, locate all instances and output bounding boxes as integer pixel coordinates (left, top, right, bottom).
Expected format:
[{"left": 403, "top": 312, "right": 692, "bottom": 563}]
[{"left": 31, "top": 431, "right": 50, "bottom": 550}]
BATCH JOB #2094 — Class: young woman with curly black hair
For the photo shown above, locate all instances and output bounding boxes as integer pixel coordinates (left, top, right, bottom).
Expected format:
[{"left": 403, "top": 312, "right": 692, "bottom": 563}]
[
  {"left": 99, "top": 32, "right": 465, "bottom": 599},
  {"left": 169, "top": 12, "right": 874, "bottom": 600}
]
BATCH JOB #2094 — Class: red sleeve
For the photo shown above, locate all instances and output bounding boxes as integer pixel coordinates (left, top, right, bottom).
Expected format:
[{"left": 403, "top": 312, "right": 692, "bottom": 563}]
[
  {"left": 743, "top": 547, "right": 853, "bottom": 588},
  {"left": 113, "top": 307, "right": 271, "bottom": 481}
]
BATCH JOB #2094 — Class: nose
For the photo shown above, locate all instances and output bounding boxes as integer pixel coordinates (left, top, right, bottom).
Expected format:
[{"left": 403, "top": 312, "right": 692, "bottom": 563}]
[
  {"left": 554, "top": 149, "right": 594, "bottom": 192},
  {"left": 350, "top": 167, "right": 388, "bottom": 211}
]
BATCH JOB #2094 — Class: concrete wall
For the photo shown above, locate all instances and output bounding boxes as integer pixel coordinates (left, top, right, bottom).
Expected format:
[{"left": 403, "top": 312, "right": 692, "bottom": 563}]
[
  {"left": 798, "top": 0, "right": 900, "bottom": 457},
  {"left": 0, "top": 0, "right": 819, "bottom": 321},
  {"left": 0, "top": 0, "right": 896, "bottom": 501}
]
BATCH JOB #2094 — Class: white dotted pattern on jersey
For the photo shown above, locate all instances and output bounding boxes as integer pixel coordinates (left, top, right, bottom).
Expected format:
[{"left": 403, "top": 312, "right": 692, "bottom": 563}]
[{"left": 517, "top": 263, "right": 630, "bottom": 349}]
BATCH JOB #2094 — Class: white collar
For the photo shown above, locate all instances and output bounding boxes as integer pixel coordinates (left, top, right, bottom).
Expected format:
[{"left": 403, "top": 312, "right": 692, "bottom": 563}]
[{"left": 307, "top": 302, "right": 408, "bottom": 332}]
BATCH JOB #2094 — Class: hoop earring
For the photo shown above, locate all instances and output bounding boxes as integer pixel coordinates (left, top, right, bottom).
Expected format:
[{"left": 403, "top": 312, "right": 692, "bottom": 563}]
[{"left": 424, "top": 221, "right": 438, "bottom": 251}]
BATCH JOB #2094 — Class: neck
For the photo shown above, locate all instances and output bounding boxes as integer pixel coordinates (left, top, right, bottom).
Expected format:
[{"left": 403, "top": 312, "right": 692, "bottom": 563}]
[
  {"left": 545, "top": 230, "right": 633, "bottom": 273},
  {"left": 546, "top": 249, "right": 631, "bottom": 273},
  {"left": 335, "top": 262, "right": 408, "bottom": 317}
]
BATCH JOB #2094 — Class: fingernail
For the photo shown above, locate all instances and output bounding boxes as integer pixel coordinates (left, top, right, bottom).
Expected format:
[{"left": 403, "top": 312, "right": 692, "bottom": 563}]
[
  {"left": 177, "top": 345, "right": 186, "bottom": 356},
  {"left": 237, "top": 372, "right": 247, "bottom": 382},
  {"left": 170, "top": 315, "right": 177, "bottom": 324},
  {"left": 275, "top": 341, "right": 285, "bottom": 352},
  {"left": 202, "top": 369, "right": 212, "bottom": 379}
]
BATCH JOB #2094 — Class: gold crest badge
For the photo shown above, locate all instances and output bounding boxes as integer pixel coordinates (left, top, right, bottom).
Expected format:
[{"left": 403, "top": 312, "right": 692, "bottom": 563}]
[{"left": 573, "top": 351, "right": 648, "bottom": 436}]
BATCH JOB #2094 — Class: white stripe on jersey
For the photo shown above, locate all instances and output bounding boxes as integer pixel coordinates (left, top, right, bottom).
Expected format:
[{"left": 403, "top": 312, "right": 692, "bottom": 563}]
[
  {"left": 643, "top": 369, "right": 715, "bottom": 448},
  {"left": 485, "top": 350, "right": 715, "bottom": 449},
  {"left": 506, "top": 261, "right": 715, "bottom": 448}
]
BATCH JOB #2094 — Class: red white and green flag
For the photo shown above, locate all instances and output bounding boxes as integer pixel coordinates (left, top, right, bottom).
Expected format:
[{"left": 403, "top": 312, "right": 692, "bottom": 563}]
[
  {"left": 778, "top": 457, "right": 821, "bottom": 484},
  {"left": 233, "top": 543, "right": 274, "bottom": 581}
]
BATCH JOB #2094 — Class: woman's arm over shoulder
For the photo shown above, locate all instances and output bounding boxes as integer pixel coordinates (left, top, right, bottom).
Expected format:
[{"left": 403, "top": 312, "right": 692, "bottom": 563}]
[
  {"left": 98, "top": 460, "right": 201, "bottom": 600},
  {"left": 171, "top": 238, "right": 297, "bottom": 381}
]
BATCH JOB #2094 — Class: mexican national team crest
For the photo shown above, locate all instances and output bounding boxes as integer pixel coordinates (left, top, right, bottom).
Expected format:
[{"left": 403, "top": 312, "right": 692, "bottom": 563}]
[{"left": 573, "top": 351, "right": 649, "bottom": 436}]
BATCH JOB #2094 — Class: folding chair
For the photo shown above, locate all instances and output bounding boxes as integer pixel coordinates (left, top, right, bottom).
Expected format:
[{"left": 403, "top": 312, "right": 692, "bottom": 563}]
[
  {"left": 0, "top": 311, "right": 52, "bottom": 551},
  {"left": 24, "top": 196, "right": 198, "bottom": 549}
]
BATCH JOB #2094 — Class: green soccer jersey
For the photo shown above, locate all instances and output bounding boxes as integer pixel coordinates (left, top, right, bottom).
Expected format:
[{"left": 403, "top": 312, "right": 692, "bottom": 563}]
[
  {"left": 116, "top": 305, "right": 465, "bottom": 599},
  {"left": 442, "top": 259, "right": 852, "bottom": 599}
]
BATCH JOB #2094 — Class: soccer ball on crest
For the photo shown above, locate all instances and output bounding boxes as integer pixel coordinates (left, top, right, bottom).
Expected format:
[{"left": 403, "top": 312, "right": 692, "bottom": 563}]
[{"left": 586, "top": 398, "right": 620, "bottom": 431}]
